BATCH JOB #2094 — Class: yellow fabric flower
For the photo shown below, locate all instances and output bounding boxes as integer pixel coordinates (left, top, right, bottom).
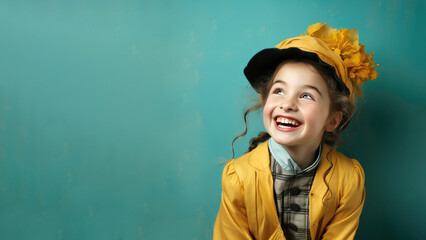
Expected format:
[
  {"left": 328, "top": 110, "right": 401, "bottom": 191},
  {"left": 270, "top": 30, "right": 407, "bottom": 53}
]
[{"left": 304, "top": 23, "right": 379, "bottom": 98}]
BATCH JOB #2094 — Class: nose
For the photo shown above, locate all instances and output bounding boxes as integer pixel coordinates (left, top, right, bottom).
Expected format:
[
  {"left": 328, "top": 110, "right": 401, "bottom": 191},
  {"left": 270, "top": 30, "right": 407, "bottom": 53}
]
[{"left": 279, "top": 97, "right": 298, "bottom": 111}]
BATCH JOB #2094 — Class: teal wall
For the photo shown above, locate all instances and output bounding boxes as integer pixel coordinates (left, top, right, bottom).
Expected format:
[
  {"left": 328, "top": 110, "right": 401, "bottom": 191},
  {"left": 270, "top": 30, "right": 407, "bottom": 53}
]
[{"left": 1, "top": 0, "right": 425, "bottom": 239}]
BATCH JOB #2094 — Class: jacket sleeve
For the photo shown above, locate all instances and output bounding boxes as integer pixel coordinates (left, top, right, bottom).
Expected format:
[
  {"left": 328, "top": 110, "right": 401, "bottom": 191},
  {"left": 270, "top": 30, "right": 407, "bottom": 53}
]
[
  {"left": 213, "top": 160, "right": 253, "bottom": 240},
  {"left": 321, "top": 159, "right": 366, "bottom": 240}
]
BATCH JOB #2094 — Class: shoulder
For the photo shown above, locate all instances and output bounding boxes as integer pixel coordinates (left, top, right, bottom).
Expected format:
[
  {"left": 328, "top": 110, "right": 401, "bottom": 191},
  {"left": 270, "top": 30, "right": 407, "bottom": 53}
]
[
  {"left": 233, "top": 140, "right": 270, "bottom": 172},
  {"left": 327, "top": 148, "right": 365, "bottom": 181},
  {"left": 221, "top": 140, "right": 270, "bottom": 189},
  {"left": 323, "top": 146, "right": 365, "bottom": 195},
  {"left": 221, "top": 160, "right": 244, "bottom": 196}
]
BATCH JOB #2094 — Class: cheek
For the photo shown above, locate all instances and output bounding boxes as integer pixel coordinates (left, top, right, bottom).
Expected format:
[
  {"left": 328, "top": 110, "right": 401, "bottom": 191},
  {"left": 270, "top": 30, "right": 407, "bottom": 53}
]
[
  {"left": 304, "top": 106, "right": 329, "bottom": 127},
  {"left": 263, "top": 107, "right": 272, "bottom": 132},
  {"left": 262, "top": 106, "right": 269, "bottom": 123},
  {"left": 263, "top": 99, "right": 274, "bottom": 117},
  {"left": 262, "top": 99, "right": 274, "bottom": 124}
]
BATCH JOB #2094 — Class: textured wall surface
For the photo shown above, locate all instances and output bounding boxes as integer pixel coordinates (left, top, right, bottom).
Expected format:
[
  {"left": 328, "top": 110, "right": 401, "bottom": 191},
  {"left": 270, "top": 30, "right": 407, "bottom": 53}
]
[{"left": 0, "top": 0, "right": 425, "bottom": 239}]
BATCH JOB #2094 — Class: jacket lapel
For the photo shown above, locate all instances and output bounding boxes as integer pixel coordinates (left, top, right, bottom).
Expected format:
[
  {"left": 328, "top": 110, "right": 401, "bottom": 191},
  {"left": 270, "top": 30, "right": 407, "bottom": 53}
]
[
  {"left": 309, "top": 144, "right": 335, "bottom": 240},
  {"left": 245, "top": 141, "right": 283, "bottom": 238}
]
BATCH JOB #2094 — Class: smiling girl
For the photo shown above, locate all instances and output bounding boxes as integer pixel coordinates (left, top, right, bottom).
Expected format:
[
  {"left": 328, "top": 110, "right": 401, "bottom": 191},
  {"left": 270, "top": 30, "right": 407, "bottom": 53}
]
[{"left": 214, "top": 23, "right": 378, "bottom": 240}]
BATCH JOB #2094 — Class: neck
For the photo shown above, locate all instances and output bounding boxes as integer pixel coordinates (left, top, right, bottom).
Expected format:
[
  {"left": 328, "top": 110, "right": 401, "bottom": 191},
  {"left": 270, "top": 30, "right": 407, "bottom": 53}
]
[{"left": 283, "top": 142, "right": 321, "bottom": 170}]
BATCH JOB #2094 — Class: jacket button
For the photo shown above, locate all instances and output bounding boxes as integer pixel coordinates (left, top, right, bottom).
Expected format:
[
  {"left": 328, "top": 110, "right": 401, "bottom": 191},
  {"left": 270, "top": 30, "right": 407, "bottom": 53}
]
[
  {"left": 284, "top": 223, "right": 298, "bottom": 232},
  {"left": 290, "top": 187, "right": 300, "bottom": 195},
  {"left": 290, "top": 203, "right": 300, "bottom": 211}
]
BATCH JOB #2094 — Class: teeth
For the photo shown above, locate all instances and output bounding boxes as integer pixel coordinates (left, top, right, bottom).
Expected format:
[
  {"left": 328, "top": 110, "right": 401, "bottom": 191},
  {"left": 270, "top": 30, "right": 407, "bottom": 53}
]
[{"left": 276, "top": 117, "right": 300, "bottom": 126}]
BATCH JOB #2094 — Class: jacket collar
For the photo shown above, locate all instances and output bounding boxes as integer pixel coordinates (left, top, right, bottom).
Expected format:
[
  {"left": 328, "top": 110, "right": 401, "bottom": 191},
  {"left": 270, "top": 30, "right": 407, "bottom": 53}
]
[
  {"left": 248, "top": 139, "right": 333, "bottom": 175},
  {"left": 248, "top": 140, "right": 271, "bottom": 171}
]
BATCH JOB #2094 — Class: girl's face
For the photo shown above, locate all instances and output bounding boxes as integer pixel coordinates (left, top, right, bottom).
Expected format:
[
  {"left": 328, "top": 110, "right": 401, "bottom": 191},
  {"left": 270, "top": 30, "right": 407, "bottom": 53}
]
[{"left": 263, "top": 62, "right": 341, "bottom": 151}]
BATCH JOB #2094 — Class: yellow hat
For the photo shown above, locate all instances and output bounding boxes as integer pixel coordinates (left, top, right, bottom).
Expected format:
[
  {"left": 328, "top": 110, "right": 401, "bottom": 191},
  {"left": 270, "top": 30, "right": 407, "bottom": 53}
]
[{"left": 244, "top": 23, "right": 379, "bottom": 102}]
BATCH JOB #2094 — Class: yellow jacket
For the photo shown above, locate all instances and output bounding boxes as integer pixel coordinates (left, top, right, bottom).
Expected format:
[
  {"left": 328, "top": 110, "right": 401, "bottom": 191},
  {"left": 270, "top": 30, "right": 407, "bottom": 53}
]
[{"left": 214, "top": 141, "right": 365, "bottom": 240}]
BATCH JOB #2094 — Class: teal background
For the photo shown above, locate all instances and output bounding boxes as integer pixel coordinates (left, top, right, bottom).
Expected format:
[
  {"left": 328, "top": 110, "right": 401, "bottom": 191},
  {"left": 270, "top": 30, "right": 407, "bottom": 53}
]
[{"left": 1, "top": 0, "right": 425, "bottom": 239}]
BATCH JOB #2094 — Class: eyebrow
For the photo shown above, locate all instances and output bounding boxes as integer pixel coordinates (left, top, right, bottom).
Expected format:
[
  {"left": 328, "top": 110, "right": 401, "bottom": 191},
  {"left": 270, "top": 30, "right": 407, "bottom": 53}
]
[{"left": 272, "top": 80, "right": 323, "bottom": 97}]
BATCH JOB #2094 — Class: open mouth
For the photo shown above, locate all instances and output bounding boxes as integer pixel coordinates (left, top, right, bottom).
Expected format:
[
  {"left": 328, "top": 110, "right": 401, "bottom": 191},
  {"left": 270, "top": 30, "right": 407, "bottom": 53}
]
[{"left": 275, "top": 116, "right": 301, "bottom": 129}]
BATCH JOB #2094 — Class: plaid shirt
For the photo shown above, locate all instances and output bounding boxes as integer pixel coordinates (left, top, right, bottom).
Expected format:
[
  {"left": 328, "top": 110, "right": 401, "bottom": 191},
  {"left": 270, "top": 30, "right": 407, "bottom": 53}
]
[{"left": 270, "top": 153, "right": 318, "bottom": 240}]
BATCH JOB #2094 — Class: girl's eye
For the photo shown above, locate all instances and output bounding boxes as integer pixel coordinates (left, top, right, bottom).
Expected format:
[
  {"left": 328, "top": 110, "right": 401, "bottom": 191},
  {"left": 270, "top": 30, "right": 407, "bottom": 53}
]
[
  {"left": 274, "top": 89, "right": 285, "bottom": 95},
  {"left": 301, "top": 93, "right": 314, "bottom": 100}
]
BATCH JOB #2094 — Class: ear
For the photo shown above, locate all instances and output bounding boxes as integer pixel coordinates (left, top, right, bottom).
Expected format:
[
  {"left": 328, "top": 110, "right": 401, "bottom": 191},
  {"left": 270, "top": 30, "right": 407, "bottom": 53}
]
[{"left": 325, "top": 111, "right": 343, "bottom": 132}]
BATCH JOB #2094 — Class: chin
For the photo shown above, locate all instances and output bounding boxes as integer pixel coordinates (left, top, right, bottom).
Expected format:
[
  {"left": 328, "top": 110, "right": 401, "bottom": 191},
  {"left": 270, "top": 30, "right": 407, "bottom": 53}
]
[{"left": 269, "top": 135, "right": 297, "bottom": 147}]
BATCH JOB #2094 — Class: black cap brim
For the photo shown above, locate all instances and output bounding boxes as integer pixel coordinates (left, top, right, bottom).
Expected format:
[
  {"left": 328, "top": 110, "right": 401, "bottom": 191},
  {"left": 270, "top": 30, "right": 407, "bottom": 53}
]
[{"left": 243, "top": 47, "right": 350, "bottom": 96}]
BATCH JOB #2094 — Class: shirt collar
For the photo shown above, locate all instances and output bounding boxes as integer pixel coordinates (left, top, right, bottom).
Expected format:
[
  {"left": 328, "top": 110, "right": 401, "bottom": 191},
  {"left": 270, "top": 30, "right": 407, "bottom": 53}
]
[{"left": 268, "top": 138, "right": 322, "bottom": 174}]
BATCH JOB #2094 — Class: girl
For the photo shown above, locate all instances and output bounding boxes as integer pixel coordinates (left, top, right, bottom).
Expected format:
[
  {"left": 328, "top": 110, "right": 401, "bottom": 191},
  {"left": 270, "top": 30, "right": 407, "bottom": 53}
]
[{"left": 213, "top": 23, "right": 378, "bottom": 240}]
